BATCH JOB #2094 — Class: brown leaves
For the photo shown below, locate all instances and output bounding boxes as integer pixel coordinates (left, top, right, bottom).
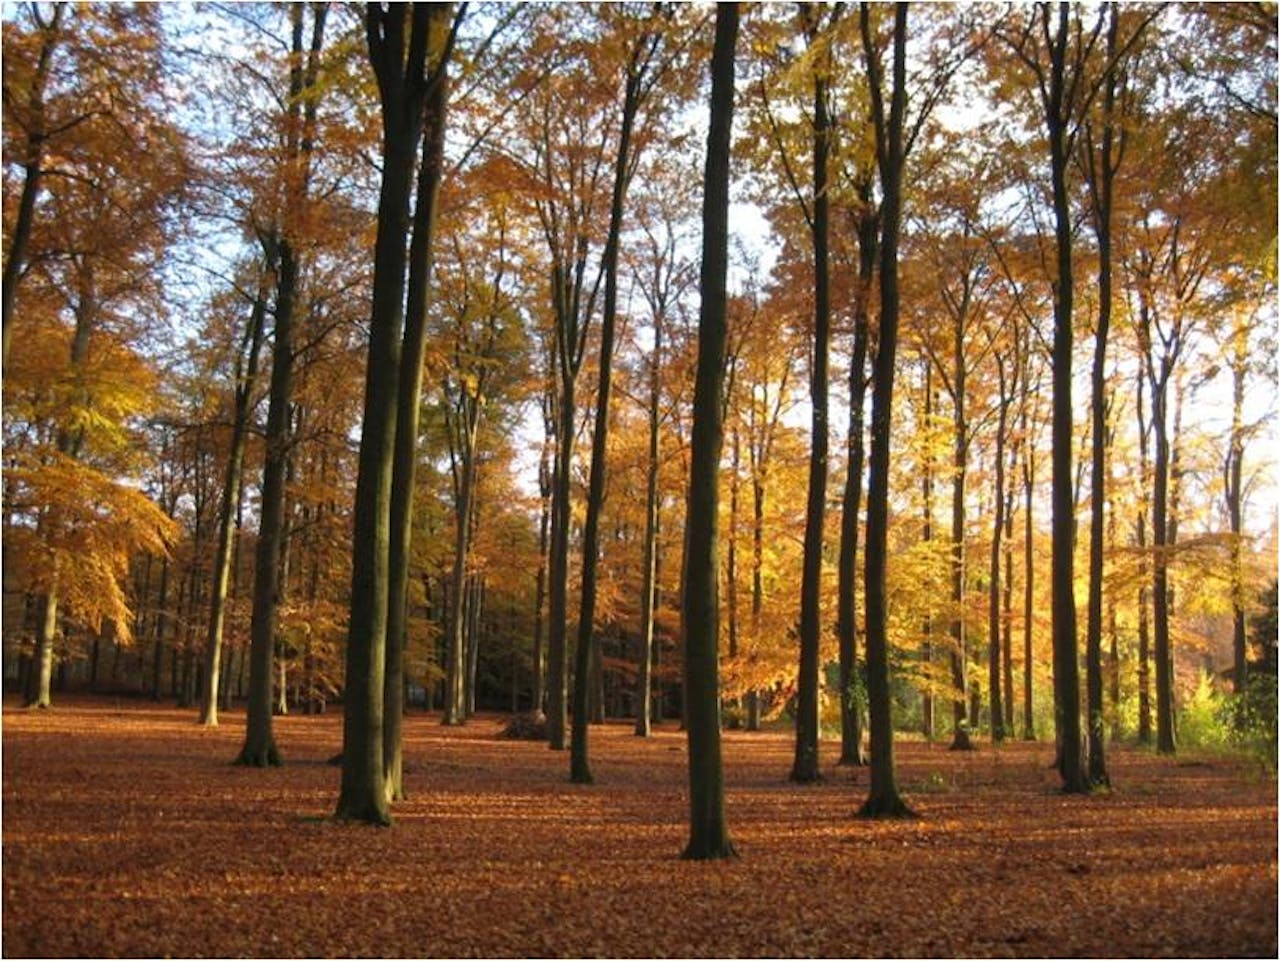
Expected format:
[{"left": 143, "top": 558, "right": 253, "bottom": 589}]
[{"left": 3, "top": 697, "right": 1276, "bottom": 958}]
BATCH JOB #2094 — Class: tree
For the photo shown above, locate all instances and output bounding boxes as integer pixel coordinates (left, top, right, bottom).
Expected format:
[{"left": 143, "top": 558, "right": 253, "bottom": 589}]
[
  {"left": 237, "top": 1, "right": 329, "bottom": 768},
  {"left": 337, "top": 1, "right": 436, "bottom": 826},
  {"left": 384, "top": 2, "right": 459, "bottom": 802},
  {"left": 998, "top": 2, "right": 1112, "bottom": 793},
  {"left": 681, "top": 0, "right": 738, "bottom": 862},
  {"left": 1, "top": 1, "right": 65, "bottom": 373},
  {"left": 857, "top": 0, "right": 912, "bottom": 819},
  {"left": 571, "top": 3, "right": 678, "bottom": 785}
]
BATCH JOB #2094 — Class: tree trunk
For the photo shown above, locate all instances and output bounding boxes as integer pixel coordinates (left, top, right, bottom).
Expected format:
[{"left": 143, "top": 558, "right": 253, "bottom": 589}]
[
  {"left": 238, "top": 2, "right": 327, "bottom": 768},
  {"left": 201, "top": 251, "right": 273, "bottom": 727},
  {"left": 858, "top": 0, "right": 913, "bottom": 818},
  {"left": 837, "top": 188, "right": 874, "bottom": 767},
  {"left": 385, "top": 10, "right": 450, "bottom": 800},
  {"left": 1084, "top": 4, "right": 1118, "bottom": 788},
  {"left": 921, "top": 357, "right": 935, "bottom": 740},
  {"left": 988, "top": 369, "right": 1009, "bottom": 743},
  {"left": 571, "top": 41, "right": 648, "bottom": 782},
  {"left": 1227, "top": 313, "right": 1248, "bottom": 693},
  {"left": 681, "top": 2, "right": 738, "bottom": 861},
  {"left": 1045, "top": 3, "right": 1087, "bottom": 793},
  {"left": 635, "top": 318, "right": 662, "bottom": 738},
  {"left": 792, "top": 15, "right": 833, "bottom": 784},
  {"left": 337, "top": 2, "right": 433, "bottom": 826}
]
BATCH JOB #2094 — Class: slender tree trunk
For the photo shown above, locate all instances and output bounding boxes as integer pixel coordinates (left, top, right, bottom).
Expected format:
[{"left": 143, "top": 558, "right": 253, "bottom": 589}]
[
  {"left": 385, "top": 10, "right": 450, "bottom": 799},
  {"left": 571, "top": 44, "right": 649, "bottom": 781},
  {"left": 1085, "top": 4, "right": 1118, "bottom": 787},
  {"left": 548, "top": 366, "right": 574, "bottom": 751},
  {"left": 635, "top": 319, "right": 662, "bottom": 737},
  {"left": 948, "top": 385, "right": 973, "bottom": 751},
  {"left": 1022, "top": 406, "right": 1036, "bottom": 740},
  {"left": 201, "top": 255, "right": 274, "bottom": 726},
  {"left": 445, "top": 419, "right": 478, "bottom": 724},
  {"left": 858, "top": 0, "right": 913, "bottom": 818},
  {"left": 792, "top": 21, "right": 834, "bottom": 784},
  {"left": 1227, "top": 314, "right": 1248, "bottom": 692},
  {"left": 1045, "top": 2, "right": 1086, "bottom": 792},
  {"left": 988, "top": 376, "right": 1010, "bottom": 743},
  {"left": 238, "top": 3, "right": 327, "bottom": 767},
  {"left": 682, "top": 2, "right": 738, "bottom": 860},
  {"left": 533, "top": 400, "right": 553, "bottom": 716},
  {"left": 921, "top": 357, "right": 935, "bottom": 739},
  {"left": 1002, "top": 431, "right": 1017, "bottom": 732},
  {"left": 1150, "top": 359, "right": 1176, "bottom": 755},
  {"left": 837, "top": 197, "right": 874, "bottom": 767},
  {"left": 338, "top": 2, "right": 433, "bottom": 825}
]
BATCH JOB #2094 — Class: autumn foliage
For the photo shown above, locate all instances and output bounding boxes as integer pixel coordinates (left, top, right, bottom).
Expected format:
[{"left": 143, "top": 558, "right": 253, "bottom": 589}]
[{"left": 2, "top": 696, "right": 1276, "bottom": 957}]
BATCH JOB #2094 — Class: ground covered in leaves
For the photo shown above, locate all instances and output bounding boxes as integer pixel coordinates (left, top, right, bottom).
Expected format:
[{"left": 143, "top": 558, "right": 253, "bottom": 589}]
[{"left": 3, "top": 696, "right": 1276, "bottom": 958}]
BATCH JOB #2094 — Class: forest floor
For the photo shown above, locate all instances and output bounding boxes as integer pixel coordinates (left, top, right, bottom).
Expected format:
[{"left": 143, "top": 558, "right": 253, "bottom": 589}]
[{"left": 2, "top": 695, "right": 1276, "bottom": 958}]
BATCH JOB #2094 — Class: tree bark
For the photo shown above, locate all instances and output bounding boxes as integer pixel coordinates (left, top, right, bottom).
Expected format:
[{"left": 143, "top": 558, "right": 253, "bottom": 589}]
[
  {"left": 858, "top": 0, "right": 913, "bottom": 819},
  {"left": 201, "top": 249, "right": 275, "bottom": 726},
  {"left": 792, "top": 7, "right": 834, "bottom": 784},
  {"left": 635, "top": 316, "right": 662, "bottom": 737},
  {"left": 571, "top": 29, "right": 651, "bottom": 782},
  {"left": 385, "top": 9, "right": 451, "bottom": 799},
  {"left": 1044, "top": 2, "right": 1087, "bottom": 793},
  {"left": 837, "top": 187, "right": 874, "bottom": 767},
  {"left": 681, "top": 1, "right": 738, "bottom": 861},
  {"left": 337, "top": 2, "right": 433, "bottom": 825},
  {"left": 1084, "top": 3, "right": 1119, "bottom": 788}
]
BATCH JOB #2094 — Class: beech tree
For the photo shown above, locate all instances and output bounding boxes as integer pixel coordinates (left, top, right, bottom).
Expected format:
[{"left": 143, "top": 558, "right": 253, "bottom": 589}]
[
  {"left": 681, "top": 0, "right": 738, "bottom": 861},
  {"left": 337, "top": 1, "right": 438, "bottom": 825}
]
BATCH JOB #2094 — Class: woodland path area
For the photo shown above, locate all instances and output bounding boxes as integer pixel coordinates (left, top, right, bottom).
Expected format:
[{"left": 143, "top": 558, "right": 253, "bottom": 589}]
[{"left": 2, "top": 696, "right": 1276, "bottom": 958}]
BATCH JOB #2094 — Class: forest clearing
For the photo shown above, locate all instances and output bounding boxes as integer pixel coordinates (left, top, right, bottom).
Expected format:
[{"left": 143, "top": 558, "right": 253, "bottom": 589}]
[{"left": 2, "top": 695, "right": 1276, "bottom": 959}]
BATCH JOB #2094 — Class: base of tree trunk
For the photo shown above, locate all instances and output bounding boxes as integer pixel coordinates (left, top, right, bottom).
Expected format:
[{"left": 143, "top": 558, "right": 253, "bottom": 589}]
[
  {"left": 500, "top": 711, "right": 548, "bottom": 741},
  {"left": 857, "top": 793, "right": 917, "bottom": 819},
  {"left": 681, "top": 838, "right": 738, "bottom": 861},
  {"left": 569, "top": 765, "right": 593, "bottom": 785},
  {"left": 23, "top": 701, "right": 51, "bottom": 710},
  {"left": 334, "top": 800, "right": 392, "bottom": 827},
  {"left": 234, "top": 744, "right": 282, "bottom": 767},
  {"left": 948, "top": 729, "right": 976, "bottom": 751},
  {"left": 837, "top": 748, "right": 866, "bottom": 767}
]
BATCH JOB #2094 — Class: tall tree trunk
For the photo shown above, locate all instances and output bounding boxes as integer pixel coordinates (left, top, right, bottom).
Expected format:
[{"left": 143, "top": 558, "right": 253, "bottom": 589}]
[
  {"left": 635, "top": 317, "right": 662, "bottom": 737},
  {"left": 337, "top": 2, "right": 433, "bottom": 825},
  {"left": 1084, "top": 3, "right": 1119, "bottom": 788},
  {"left": 921, "top": 357, "right": 935, "bottom": 739},
  {"left": 1227, "top": 313, "right": 1248, "bottom": 693},
  {"left": 1135, "top": 374, "right": 1152, "bottom": 744},
  {"left": 238, "top": 2, "right": 327, "bottom": 768},
  {"left": 533, "top": 395, "right": 553, "bottom": 716},
  {"left": 988, "top": 365, "right": 1010, "bottom": 743},
  {"left": 792, "top": 10, "right": 834, "bottom": 784},
  {"left": 200, "top": 252, "right": 274, "bottom": 726},
  {"left": 682, "top": 1, "right": 738, "bottom": 860},
  {"left": 1045, "top": 2, "right": 1087, "bottom": 793},
  {"left": 571, "top": 36, "right": 649, "bottom": 782},
  {"left": 385, "top": 10, "right": 451, "bottom": 799},
  {"left": 837, "top": 190, "right": 874, "bottom": 767},
  {"left": 1150, "top": 356, "right": 1176, "bottom": 755},
  {"left": 445, "top": 415, "right": 478, "bottom": 724},
  {"left": 948, "top": 340, "right": 973, "bottom": 752},
  {"left": 1002, "top": 428, "right": 1018, "bottom": 732},
  {"left": 858, "top": 0, "right": 913, "bottom": 818},
  {"left": 1021, "top": 397, "right": 1036, "bottom": 740}
]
